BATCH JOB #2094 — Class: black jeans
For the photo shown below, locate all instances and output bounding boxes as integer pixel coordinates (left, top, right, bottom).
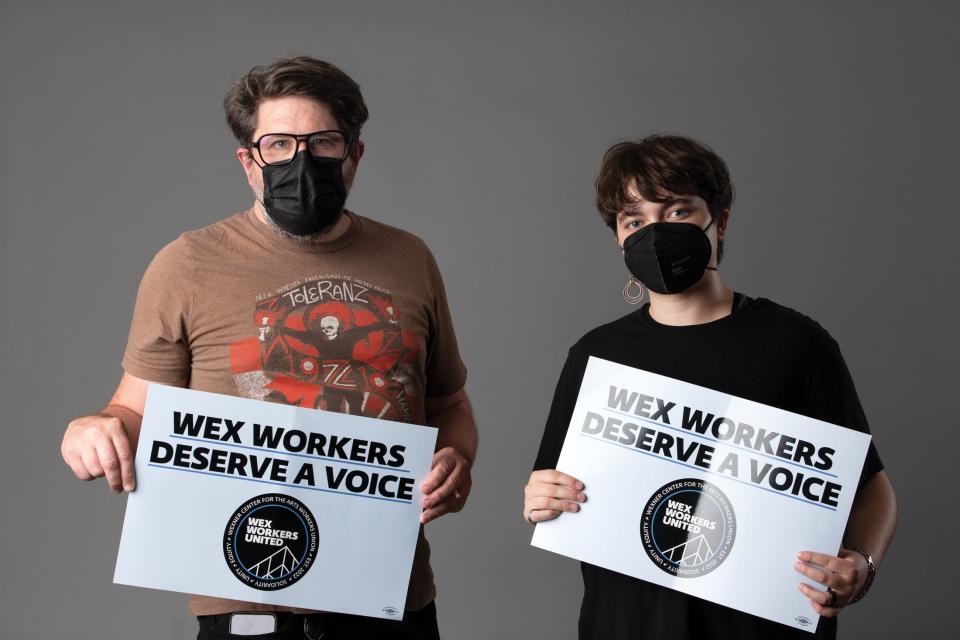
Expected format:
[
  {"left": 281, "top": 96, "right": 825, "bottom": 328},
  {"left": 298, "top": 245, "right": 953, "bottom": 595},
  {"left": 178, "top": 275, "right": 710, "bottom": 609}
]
[{"left": 197, "top": 601, "right": 440, "bottom": 640}]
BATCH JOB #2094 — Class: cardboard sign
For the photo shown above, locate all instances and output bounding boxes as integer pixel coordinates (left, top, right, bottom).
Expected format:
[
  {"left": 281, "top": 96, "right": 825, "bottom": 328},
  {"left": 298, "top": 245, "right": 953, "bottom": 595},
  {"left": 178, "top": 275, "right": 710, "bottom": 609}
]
[
  {"left": 531, "top": 357, "right": 871, "bottom": 632},
  {"left": 114, "top": 384, "right": 437, "bottom": 619}
]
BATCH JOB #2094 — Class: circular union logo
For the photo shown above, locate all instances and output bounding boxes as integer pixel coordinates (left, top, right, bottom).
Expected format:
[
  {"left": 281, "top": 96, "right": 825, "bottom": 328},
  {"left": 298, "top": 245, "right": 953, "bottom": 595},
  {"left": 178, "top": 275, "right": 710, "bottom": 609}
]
[
  {"left": 223, "top": 493, "right": 318, "bottom": 590},
  {"left": 641, "top": 478, "right": 736, "bottom": 578}
]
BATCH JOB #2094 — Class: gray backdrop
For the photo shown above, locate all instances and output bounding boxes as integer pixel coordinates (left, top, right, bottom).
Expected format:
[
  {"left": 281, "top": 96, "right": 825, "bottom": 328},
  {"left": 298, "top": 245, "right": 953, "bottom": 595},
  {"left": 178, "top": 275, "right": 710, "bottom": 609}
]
[{"left": 1, "top": 1, "right": 957, "bottom": 638}]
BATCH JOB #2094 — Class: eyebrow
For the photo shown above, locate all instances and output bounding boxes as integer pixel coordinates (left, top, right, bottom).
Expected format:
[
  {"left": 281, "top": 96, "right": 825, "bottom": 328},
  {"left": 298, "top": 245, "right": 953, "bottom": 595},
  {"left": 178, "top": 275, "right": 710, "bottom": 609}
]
[{"left": 617, "top": 196, "right": 696, "bottom": 220}]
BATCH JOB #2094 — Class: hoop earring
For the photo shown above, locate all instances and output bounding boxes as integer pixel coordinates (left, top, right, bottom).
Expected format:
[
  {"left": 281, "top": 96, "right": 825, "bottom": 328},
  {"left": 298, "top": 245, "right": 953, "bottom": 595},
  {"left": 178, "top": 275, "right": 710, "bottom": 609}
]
[{"left": 623, "top": 276, "right": 645, "bottom": 304}]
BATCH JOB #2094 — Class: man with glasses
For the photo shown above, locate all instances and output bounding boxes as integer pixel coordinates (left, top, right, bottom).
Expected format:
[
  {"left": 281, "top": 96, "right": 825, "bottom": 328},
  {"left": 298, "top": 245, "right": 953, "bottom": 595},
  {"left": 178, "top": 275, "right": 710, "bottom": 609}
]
[{"left": 60, "top": 56, "right": 476, "bottom": 640}]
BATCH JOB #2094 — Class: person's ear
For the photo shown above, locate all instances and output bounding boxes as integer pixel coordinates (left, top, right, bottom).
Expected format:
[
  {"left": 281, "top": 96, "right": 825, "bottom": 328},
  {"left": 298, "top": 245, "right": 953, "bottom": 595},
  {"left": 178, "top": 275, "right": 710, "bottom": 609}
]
[
  {"left": 716, "top": 208, "right": 730, "bottom": 241},
  {"left": 613, "top": 224, "right": 625, "bottom": 255},
  {"left": 236, "top": 147, "right": 260, "bottom": 189},
  {"left": 351, "top": 140, "right": 365, "bottom": 165}
]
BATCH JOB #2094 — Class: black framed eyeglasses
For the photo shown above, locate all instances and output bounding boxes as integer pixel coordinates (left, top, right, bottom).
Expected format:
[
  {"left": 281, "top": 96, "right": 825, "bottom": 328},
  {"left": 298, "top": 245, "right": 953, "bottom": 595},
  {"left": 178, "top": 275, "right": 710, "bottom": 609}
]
[{"left": 246, "top": 130, "right": 350, "bottom": 166}]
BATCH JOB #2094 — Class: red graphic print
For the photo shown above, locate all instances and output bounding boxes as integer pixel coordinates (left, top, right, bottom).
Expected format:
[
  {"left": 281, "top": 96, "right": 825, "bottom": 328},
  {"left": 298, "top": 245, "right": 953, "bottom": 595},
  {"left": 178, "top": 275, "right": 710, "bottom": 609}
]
[{"left": 229, "top": 277, "right": 419, "bottom": 422}]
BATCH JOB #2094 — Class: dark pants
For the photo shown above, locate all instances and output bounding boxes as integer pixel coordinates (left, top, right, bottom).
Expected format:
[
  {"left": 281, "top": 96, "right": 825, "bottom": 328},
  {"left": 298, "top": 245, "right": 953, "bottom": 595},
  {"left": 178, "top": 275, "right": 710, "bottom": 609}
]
[{"left": 197, "top": 601, "right": 440, "bottom": 640}]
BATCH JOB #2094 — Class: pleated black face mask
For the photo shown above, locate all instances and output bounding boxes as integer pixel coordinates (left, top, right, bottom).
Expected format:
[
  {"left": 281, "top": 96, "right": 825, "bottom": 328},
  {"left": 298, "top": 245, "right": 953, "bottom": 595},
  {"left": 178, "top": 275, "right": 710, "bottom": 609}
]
[
  {"left": 260, "top": 150, "right": 347, "bottom": 236},
  {"left": 623, "top": 218, "right": 717, "bottom": 294}
]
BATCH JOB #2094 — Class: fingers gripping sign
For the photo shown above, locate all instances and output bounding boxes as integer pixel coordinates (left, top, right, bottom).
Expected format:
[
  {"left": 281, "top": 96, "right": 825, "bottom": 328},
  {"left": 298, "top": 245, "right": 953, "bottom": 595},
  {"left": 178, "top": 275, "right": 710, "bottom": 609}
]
[
  {"left": 62, "top": 413, "right": 137, "bottom": 493},
  {"left": 523, "top": 469, "right": 587, "bottom": 525},
  {"left": 420, "top": 447, "right": 471, "bottom": 524},
  {"left": 794, "top": 549, "right": 867, "bottom": 618}
]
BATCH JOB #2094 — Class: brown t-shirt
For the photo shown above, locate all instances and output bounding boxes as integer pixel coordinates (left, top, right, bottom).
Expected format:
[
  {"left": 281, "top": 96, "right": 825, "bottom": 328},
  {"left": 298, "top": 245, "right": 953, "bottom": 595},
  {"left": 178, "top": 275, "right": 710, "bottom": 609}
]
[{"left": 122, "top": 206, "right": 467, "bottom": 616}]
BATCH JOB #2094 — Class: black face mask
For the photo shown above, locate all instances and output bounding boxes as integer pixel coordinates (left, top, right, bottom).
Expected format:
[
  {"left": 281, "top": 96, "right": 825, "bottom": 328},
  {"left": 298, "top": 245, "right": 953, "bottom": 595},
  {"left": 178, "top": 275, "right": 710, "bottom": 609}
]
[
  {"left": 260, "top": 150, "right": 347, "bottom": 236},
  {"left": 623, "top": 218, "right": 717, "bottom": 294}
]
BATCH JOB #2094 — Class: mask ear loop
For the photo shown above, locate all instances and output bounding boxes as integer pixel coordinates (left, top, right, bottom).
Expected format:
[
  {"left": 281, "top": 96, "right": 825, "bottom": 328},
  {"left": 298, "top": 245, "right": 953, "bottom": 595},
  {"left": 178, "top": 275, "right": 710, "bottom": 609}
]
[
  {"left": 243, "top": 147, "right": 271, "bottom": 212},
  {"left": 703, "top": 216, "right": 719, "bottom": 272}
]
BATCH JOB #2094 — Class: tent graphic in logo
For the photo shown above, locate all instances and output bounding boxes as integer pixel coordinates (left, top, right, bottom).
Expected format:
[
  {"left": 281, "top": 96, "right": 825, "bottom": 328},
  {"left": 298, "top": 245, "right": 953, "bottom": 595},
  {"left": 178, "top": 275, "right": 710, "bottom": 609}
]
[
  {"left": 248, "top": 545, "right": 300, "bottom": 579},
  {"left": 662, "top": 534, "right": 715, "bottom": 566},
  {"left": 223, "top": 494, "right": 318, "bottom": 591}
]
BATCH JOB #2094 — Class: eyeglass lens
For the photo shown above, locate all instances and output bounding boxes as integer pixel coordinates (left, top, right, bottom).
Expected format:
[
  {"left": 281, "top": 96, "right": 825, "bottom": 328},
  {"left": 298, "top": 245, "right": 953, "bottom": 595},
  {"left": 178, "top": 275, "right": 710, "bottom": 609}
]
[{"left": 257, "top": 131, "right": 347, "bottom": 165}]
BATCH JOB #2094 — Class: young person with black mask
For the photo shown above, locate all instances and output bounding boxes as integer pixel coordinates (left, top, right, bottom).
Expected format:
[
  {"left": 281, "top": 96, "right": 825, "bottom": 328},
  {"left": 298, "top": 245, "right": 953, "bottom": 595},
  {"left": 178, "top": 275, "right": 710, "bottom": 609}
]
[{"left": 523, "top": 135, "right": 896, "bottom": 640}]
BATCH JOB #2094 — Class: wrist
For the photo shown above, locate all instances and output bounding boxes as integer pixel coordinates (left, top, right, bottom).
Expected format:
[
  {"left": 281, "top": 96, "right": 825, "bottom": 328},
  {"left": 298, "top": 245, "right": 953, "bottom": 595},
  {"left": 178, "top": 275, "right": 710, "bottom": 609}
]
[
  {"left": 437, "top": 444, "right": 474, "bottom": 468},
  {"left": 846, "top": 547, "right": 877, "bottom": 603}
]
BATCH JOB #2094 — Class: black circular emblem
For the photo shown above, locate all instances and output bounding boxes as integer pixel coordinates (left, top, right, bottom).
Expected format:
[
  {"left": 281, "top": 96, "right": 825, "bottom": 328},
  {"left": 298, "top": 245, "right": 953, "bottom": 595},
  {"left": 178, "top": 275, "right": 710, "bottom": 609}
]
[
  {"left": 641, "top": 478, "right": 736, "bottom": 578},
  {"left": 223, "top": 493, "right": 318, "bottom": 590}
]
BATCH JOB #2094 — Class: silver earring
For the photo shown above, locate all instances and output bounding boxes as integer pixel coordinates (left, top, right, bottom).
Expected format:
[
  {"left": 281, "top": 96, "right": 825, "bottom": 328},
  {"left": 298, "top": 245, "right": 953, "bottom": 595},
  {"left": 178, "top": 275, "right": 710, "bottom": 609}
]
[{"left": 623, "top": 276, "right": 644, "bottom": 304}]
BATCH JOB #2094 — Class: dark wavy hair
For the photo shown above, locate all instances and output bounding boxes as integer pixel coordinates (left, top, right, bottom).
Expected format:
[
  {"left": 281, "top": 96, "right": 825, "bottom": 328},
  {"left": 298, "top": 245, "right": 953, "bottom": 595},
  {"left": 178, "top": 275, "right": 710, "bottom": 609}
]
[
  {"left": 595, "top": 134, "right": 735, "bottom": 259},
  {"left": 223, "top": 56, "right": 369, "bottom": 146}
]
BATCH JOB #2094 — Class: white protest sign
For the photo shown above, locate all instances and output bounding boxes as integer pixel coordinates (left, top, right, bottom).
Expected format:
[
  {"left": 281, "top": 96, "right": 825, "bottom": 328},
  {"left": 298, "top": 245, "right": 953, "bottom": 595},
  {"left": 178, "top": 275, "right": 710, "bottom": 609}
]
[
  {"left": 114, "top": 384, "right": 437, "bottom": 619},
  {"left": 531, "top": 357, "right": 871, "bottom": 632}
]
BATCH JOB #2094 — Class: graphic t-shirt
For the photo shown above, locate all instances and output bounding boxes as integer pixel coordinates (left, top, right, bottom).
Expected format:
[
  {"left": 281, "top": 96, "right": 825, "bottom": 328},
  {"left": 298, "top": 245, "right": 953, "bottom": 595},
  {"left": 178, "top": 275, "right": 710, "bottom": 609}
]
[
  {"left": 123, "top": 206, "right": 467, "bottom": 616},
  {"left": 534, "top": 294, "right": 883, "bottom": 640}
]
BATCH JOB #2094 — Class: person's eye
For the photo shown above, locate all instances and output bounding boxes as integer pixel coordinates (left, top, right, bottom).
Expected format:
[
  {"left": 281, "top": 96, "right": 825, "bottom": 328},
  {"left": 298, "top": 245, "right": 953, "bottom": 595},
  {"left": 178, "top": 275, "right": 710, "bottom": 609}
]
[
  {"left": 624, "top": 218, "right": 642, "bottom": 229},
  {"left": 310, "top": 136, "right": 333, "bottom": 147},
  {"left": 667, "top": 208, "right": 688, "bottom": 219},
  {"left": 270, "top": 139, "right": 289, "bottom": 149}
]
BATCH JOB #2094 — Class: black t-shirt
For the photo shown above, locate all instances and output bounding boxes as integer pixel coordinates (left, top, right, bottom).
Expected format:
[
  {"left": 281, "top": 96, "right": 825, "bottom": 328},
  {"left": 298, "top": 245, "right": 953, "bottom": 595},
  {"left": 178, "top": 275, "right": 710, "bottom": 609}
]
[{"left": 534, "top": 294, "right": 883, "bottom": 640}]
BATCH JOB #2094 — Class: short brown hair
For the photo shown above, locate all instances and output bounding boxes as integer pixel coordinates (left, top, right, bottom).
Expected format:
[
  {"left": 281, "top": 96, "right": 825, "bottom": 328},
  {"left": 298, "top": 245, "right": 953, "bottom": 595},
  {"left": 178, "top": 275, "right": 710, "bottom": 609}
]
[
  {"left": 595, "top": 135, "right": 734, "bottom": 257},
  {"left": 223, "top": 56, "right": 369, "bottom": 146}
]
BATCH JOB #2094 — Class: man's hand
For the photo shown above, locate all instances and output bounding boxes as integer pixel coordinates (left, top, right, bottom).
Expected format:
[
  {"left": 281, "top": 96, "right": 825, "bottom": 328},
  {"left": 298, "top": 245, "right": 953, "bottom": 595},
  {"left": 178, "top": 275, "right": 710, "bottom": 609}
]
[
  {"left": 794, "top": 549, "right": 868, "bottom": 618},
  {"left": 523, "top": 469, "right": 586, "bottom": 524},
  {"left": 61, "top": 372, "right": 149, "bottom": 494},
  {"left": 61, "top": 413, "right": 137, "bottom": 493},
  {"left": 421, "top": 388, "right": 477, "bottom": 525},
  {"left": 420, "top": 447, "right": 471, "bottom": 524}
]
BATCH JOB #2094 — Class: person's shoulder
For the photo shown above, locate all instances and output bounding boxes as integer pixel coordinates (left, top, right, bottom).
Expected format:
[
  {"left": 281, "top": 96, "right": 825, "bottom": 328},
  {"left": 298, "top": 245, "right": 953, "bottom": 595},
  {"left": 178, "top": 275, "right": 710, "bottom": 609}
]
[
  {"left": 147, "top": 232, "right": 193, "bottom": 271},
  {"left": 178, "top": 211, "right": 247, "bottom": 248},
  {"left": 744, "top": 296, "right": 839, "bottom": 351},
  {"left": 356, "top": 212, "right": 432, "bottom": 255},
  {"left": 568, "top": 310, "right": 640, "bottom": 358},
  {"left": 145, "top": 212, "right": 246, "bottom": 273}
]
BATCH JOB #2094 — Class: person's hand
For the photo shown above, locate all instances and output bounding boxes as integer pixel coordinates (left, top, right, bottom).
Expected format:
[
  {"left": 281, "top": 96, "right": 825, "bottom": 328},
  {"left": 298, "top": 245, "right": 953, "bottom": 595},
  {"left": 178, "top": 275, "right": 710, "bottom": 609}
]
[
  {"left": 794, "top": 549, "right": 868, "bottom": 617},
  {"left": 523, "top": 469, "right": 586, "bottom": 524},
  {"left": 420, "top": 446, "right": 471, "bottom": 524},
  {"left": 61, "top": 413, "right": 136, "bottom": 493}
]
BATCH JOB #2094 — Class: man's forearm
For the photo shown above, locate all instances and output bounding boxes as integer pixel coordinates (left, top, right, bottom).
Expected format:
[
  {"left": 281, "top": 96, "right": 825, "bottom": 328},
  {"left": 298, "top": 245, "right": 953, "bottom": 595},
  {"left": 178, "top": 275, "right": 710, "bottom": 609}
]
[{"left": 428, "top": 395, "right": 478, "bottom": 464}]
